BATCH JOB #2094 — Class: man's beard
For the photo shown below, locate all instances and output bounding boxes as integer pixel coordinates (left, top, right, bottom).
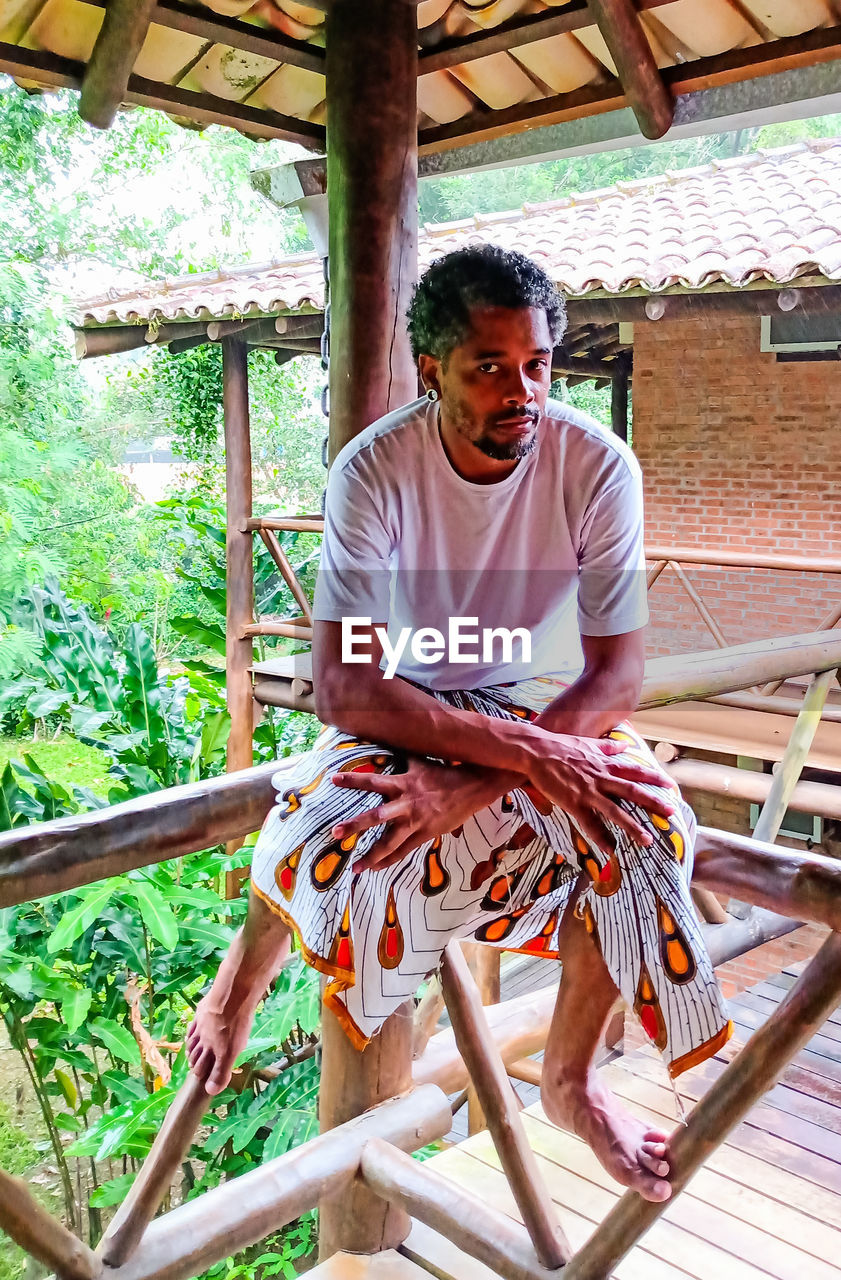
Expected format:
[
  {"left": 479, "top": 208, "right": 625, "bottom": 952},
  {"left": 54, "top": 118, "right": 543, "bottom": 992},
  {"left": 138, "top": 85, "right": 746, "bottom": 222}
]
[{"left": 473, "top": 432, "right": 538, "bottom": 462}]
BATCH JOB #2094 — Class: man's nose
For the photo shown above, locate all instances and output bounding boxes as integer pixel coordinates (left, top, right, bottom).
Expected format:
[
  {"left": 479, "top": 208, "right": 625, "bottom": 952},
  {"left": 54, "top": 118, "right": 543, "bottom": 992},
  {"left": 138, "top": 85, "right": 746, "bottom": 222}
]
[{"left": 503, "top": 368, "right": 536, "bottom": 404}]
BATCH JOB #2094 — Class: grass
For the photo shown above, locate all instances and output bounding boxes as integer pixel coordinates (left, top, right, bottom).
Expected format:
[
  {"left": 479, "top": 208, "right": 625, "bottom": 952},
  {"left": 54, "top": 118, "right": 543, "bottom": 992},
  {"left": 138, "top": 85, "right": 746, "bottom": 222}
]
[{"left": 0, "top": 734, "right": 111, "bottom": 797}]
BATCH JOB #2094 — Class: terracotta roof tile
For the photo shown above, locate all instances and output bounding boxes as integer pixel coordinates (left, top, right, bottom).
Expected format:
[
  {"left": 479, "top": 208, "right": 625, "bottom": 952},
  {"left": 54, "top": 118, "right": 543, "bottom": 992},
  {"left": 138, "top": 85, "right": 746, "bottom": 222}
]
[{"left": 74, "top": 138, "right": 841, "bottom": 326}]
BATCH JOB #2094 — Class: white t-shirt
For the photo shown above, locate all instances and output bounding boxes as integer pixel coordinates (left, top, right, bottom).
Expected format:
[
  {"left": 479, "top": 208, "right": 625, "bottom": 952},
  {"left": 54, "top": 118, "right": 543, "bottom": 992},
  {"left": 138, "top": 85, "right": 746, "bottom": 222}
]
[{"left": 313, "top": 397, "right": 648, "bottom": 690}]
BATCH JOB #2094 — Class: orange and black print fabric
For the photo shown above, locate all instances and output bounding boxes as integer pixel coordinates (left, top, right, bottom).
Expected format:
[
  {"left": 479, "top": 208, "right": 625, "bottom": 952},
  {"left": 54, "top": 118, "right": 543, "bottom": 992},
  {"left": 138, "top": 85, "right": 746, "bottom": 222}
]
[{"left": 249, "top": 676, "right": 732, "bottom": 1077}]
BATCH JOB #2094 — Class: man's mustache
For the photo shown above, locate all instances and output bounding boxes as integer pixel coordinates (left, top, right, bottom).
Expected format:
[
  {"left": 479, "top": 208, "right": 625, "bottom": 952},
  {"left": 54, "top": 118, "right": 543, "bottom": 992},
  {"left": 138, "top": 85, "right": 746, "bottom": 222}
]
[{"left": 492, "top": 408, "right": 539, "bottom": 425}]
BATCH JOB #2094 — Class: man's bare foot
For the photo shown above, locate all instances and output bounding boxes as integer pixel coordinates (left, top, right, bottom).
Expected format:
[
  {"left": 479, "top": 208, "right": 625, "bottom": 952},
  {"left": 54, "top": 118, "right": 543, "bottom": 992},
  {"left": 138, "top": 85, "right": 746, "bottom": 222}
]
[
  {"left": 186, "top": 986, "right": 260, "bottom": 1096},
  {"left": 542, "top": 1075, "right": 672, "bottom": 1203}
]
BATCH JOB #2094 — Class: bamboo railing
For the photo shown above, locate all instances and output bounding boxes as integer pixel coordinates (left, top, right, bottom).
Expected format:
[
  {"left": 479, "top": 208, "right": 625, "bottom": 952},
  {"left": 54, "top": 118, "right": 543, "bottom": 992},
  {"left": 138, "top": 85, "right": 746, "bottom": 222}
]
[{"left": 2, "top": 635, "right": 841, "bottom": 1280}]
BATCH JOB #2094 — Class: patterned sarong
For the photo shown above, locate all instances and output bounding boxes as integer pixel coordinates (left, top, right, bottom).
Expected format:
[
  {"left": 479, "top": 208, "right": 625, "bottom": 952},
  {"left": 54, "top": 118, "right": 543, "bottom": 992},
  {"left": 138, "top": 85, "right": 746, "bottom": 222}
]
[{"left": 250, "top": 675, "right": 732, "bottom": 1077}]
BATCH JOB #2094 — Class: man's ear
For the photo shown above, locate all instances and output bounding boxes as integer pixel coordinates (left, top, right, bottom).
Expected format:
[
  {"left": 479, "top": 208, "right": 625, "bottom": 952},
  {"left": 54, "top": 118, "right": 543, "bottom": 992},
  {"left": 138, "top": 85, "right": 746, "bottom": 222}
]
[{"left": 417, "top": 353, "right": 441, "bottom": 398}]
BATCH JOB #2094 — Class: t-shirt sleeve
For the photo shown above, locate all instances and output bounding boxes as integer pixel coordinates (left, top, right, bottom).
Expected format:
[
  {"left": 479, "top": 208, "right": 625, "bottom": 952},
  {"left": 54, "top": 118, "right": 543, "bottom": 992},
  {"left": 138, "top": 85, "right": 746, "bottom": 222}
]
[
  {"left": 313, "top": 460, "right": 393, "bottom": 624},
  {"left": 576, "top": 458, "right": 649, "bottom": 637}
]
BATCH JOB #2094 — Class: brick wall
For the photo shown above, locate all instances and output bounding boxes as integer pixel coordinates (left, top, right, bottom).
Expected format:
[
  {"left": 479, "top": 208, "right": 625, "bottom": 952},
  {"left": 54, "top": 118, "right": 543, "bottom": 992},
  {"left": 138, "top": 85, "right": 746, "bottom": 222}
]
[{"left": 632, "top": 312, "right": 841, "bottom": 656}]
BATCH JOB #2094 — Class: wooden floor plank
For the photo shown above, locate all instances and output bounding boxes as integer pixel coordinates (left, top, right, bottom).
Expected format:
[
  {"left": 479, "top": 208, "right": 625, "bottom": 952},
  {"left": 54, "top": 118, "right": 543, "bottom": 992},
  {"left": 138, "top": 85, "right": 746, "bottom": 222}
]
[
  {"left": 517, "top": 1112, "right": 841, "bottom": 1279},
  {"left": 629, "top": 1045, "right": 841, "bottom": 1134},
  {"left": 722, "top": 1024, "right": 841, "bottom": 1089},
  {"left": 467, "top": 1124, "right": 835, "bottom": 1280},
  {"left": 751, "top": 977, "right": 841, "bottom": 1026},
  {"left": 423, "top": 1144, "right": 737, "bottom": 1280},
  {"left": 600, "top": 1063, "right": 841, "bottom": 1196},
  {"left": 726, "top": 1004, "right": 841, "bottom": 1065},
  {"left": 734, "top": 990, "right": 841, "bottom": 1044},
  {"left": 525, "top": 1089, "right": 841, "bottom": 1235},
  {"left": 715, "top": 1043, "right": 841, "bottom": 1108}
]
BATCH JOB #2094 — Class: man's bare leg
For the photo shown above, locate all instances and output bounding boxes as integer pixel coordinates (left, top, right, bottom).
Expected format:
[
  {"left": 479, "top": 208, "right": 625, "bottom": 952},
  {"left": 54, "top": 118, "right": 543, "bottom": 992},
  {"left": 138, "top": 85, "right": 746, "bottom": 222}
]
[
  {"left": 541, "top": 902, "right": 672, "bottom": 1202},
  {"left": 187, "top": 889, "right": 293, "bottom": 1096}
]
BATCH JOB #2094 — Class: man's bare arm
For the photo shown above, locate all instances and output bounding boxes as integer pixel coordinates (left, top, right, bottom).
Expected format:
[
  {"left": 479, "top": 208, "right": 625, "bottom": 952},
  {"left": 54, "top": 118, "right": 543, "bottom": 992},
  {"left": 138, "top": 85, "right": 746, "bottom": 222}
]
[
  {"left": 312, "top": 619, "right": 537, "bottom": 775},
  {"left": 314, "top": 620, "right": 672, "bottom": 865}
]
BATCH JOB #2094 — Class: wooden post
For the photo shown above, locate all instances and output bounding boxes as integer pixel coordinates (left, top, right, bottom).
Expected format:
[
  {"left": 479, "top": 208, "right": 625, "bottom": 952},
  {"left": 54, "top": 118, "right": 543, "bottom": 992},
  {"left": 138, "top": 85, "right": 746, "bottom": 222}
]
[
  {"left": 325, "top": 0, "right": 418, "bottom": 461},
  {"left": 317, "top": 0, "right": 419, "bottom": 1258},
  {"left": 610, "top": 351, "right": 630, "bottom": 442},
  {"left": 461, "top": 942, "right": 501, "bottom": 1135},
  {"left": 563, "top": 931, "right": 841, "bottom": 1280},
  {"left": 439, "top": 942, "right": 570, "bottom": 1269},
  {"left": 222, "top": 338, "right": 254, "bottom": 898},
  {"left": 317, "top": 1001, "right": 415, "bottom": 1259}
]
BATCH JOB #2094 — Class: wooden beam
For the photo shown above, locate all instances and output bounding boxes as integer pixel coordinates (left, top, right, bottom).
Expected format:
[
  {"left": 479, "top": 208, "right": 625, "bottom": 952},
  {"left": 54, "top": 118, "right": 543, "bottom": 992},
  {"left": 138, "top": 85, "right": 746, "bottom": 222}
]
[
  {"left": 440, "top": 942, "right": 570, "bottom": 1269},
  {"left": 646, "top": 544, "right": 841, "bottom": 575},
  {"left": 80, "top": 0, "right": 157, "bottom": 129},
  {"left": 661, "top": 21, "right": 841, "bottom": 95},
  {"left": 693, "top": 825, "right": 841, "bottom": 933},
  {"left": 586, "top": 0, "right": 673, "bottom": 139},
  {"left": 152, "top": 0, "right": 324, "bottom": 75},
  {"left": 551, "top": 352, "right": 617, "bottom": 379},
  {"left": 461, "top": 942, "right": 501, "bottom": 1135},
  {"left": 418, "top": 81, "right": 624, "bottom": 156},
  {"left": 0, "top": 1169, "right": 101, "bottom": 1280},
  {"left": 706, "top": 690, "right": 841, "bottom": 724},
  {"left": 752, "top": 670, "right": 836, "bottom": 844},
  {"left": 222, "top": 338, "right": 254, "bottom": 897},
  {"left": 125, "top": 74, "right": 325, "bottom": 149},
  {"left": 0, "top": 758, "right": 295, "bottom": 908},
  {"left": 359, "top": 1139, "right": 563, "bottom": 1280},
  {"left": 566, "top": 284, "right": 841, "bottom": 327},
  {"left": 667, "top": 757, "right": 841, "bottom": 822},
  {"left": 100, "top": 1075, "right": 211, "bottom": 1267},
  {"left": 100, "top": 1087, "right": 451, "bottom": 1280},
  {"left": 326, "top": 0, "right": 418, "bottom": 460},
  {"left": 78, "top": 0, "right": 325, "bottom": 74},
  {"left": 74, "top": 326, "right": 148, "bottom": 359},
  {"left": 638, "top": 631, "right": 841, "bottom": 709},
  {"left": 563, "top": 932, "right": 841, "bottom": 1280}
]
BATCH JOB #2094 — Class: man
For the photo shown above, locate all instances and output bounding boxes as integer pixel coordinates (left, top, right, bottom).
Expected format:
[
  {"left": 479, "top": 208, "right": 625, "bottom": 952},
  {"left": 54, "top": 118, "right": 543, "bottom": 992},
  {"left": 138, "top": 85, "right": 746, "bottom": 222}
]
[{"left": 188, "top": 246, "right": 730, "bottom": 1204}]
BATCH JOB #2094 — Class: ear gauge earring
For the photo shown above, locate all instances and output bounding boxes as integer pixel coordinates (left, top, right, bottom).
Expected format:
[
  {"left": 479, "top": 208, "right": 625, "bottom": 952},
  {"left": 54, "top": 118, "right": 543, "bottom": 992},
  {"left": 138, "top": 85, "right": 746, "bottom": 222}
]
[{"left": 426, "top": 387, "right": 439, "bottom": 402}]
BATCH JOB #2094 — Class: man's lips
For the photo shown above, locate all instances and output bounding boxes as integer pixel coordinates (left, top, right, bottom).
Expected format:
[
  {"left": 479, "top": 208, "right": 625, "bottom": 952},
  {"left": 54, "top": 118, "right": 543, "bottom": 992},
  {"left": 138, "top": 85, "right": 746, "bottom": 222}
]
[{"left": 494, "top": 416, "right": 537, "bottom": 430}]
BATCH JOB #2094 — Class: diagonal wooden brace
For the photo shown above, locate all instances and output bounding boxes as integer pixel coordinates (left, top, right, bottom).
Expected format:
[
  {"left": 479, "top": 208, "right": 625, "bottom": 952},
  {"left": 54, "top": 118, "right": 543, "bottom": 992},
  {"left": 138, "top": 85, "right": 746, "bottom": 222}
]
[
  {"left": 99, "top": 1073, "right": 212, "bottom": 1266},
  {"left": 563, "top": 930, "right": 841, "bottom": 1280},
  {"left": 439, "top": 940, "right": 570, "bottom": 1270}
]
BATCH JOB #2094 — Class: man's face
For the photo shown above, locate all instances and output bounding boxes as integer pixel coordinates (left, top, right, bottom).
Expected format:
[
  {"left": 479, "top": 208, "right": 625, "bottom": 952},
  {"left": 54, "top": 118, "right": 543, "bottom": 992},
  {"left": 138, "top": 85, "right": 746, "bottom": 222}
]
[{"left": 432, "top": 305, "right": 554, "bottom": 463}]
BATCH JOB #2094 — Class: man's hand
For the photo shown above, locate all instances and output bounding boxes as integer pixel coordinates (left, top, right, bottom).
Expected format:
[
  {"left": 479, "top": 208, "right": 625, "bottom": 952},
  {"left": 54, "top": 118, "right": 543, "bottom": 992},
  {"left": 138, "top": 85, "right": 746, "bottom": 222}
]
[
  {"left": 526, "top": 731, "right": 676, "bottom": 854},
  {"left": 330, "top": 758, "right": 493, "bottom": 874}
]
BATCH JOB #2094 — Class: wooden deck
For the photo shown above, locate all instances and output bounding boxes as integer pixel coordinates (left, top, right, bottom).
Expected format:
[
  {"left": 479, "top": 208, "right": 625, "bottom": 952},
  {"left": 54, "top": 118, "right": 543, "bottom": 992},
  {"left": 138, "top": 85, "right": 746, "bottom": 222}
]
[{"left": 309, "top": 963, "right": 841, "bottom": 1278}]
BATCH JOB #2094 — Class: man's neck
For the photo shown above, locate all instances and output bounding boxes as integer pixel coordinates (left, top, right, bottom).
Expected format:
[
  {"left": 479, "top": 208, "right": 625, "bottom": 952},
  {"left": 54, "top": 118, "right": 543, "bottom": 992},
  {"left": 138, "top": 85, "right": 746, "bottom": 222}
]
[{"left": 437, "top": 413, "right": 523, "bottom": 485}]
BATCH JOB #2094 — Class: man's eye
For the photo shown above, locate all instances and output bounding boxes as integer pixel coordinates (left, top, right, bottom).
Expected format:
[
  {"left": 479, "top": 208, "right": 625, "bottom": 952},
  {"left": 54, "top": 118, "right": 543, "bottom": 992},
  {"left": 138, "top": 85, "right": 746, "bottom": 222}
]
[
  {"left": 530, "top": 360, "right": 549, "bottom": 372},
  {"left": 478, "top": 363, "right": 499, "bottom": 374}
]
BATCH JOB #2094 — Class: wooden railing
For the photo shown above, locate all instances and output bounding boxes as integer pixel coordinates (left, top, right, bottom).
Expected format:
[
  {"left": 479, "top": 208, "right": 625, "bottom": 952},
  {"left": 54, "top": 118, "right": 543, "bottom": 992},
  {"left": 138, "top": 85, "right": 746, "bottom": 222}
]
[{"left": 2, "top": 634, "right": 841, "bottom": 1280}]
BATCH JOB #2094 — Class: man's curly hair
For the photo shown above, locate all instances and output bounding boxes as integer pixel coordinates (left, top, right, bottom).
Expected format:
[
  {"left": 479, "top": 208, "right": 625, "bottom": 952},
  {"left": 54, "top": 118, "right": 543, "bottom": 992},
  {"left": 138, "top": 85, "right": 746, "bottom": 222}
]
[{"left": 406, "top": 244, "right": 566, "bottom": 364}]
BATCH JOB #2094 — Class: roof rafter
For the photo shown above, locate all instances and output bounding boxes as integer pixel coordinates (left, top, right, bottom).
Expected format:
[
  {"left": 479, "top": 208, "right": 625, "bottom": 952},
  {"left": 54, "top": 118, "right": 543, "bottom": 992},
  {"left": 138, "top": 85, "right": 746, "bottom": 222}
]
[
  {"left": 0, "top": 42, "right": 325, "bottom": 149},
  {"left": 418, "top": 0, "right": 676, "bottom": 75},
  {"left": 79, "top": 0, "right": 326, "bottom": 77},
  {"left": 585, "top": 0, "right": 673, "bottom": 139}
]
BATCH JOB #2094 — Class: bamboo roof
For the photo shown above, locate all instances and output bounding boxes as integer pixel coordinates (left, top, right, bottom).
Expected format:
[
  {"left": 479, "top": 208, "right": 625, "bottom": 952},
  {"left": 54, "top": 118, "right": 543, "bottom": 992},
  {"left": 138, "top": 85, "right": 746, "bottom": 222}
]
[
  {"left": 2, "top": 0, "right": 841, "bottom": 155},
  {"left": 73, "top": 137, "right": 841, "bottom": 328}
]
